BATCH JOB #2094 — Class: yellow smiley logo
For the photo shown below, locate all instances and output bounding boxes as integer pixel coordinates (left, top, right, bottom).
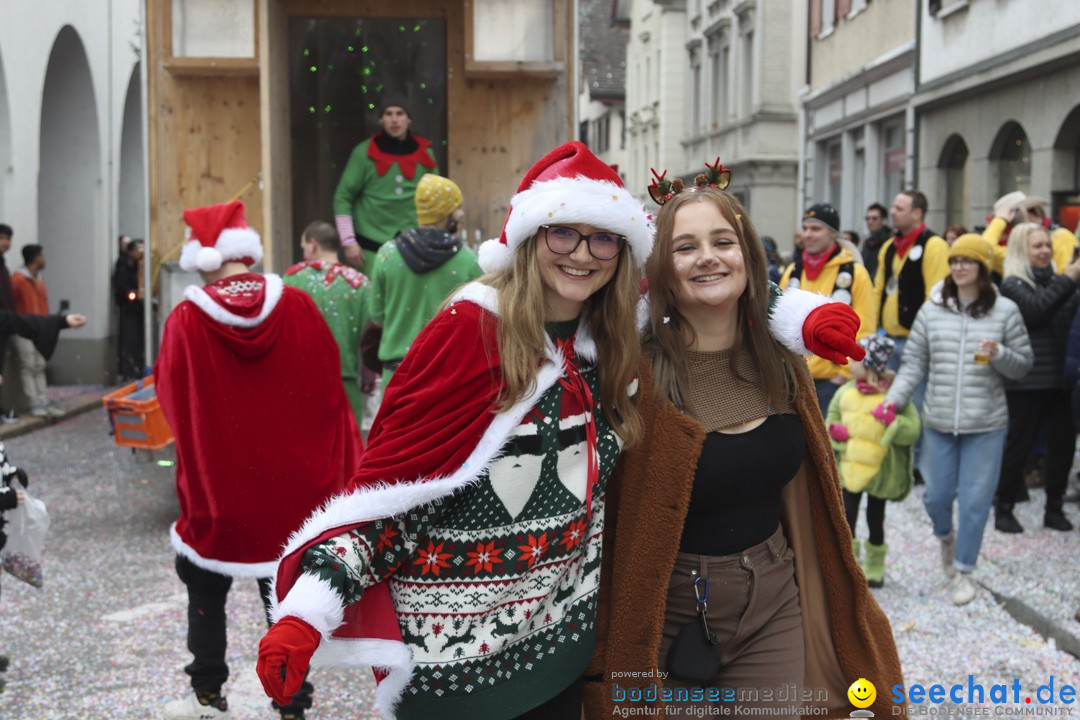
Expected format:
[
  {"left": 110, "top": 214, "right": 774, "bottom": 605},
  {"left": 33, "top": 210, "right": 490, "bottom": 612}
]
[{"left": 847, "top": 678, "right": 877, "bottom": 709}]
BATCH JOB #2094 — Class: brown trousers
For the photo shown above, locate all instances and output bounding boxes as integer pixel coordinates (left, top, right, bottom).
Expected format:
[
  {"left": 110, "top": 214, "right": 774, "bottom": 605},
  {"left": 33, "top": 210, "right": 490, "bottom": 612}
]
[{"left": 658, "top": 525, "right": 804, "bottom": 719}]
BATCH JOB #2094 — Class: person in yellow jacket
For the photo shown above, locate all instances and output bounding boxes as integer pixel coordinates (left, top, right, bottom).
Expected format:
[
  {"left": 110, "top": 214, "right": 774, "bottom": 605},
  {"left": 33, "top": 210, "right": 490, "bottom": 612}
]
[
  {"left": 983, "top": 192, "right": 1080, "bottom": 277},
  {"left": 826, "top": 334, "right": 920, "bottom": 588},
  {"left": 874, "top": 191, "right": 951, "bottom": 346},
  {"left": 781, "top": 202, "right": 876, "bottom": 414}
]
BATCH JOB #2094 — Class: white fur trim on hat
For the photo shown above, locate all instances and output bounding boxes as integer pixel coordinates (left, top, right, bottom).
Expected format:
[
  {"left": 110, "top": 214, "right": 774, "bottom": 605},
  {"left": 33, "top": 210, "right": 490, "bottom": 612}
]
[
  {"left": 196, "top": 247, "right": 223, "bottom": 273},
  {"left": 179, "top": 227, "right": 264, "bottom": 272},
  {"left": 481, "top": 176, "right": 653, "bottom": 273},
  {"left": 477, "top": 238, "right": 512, "bottom": 273}
]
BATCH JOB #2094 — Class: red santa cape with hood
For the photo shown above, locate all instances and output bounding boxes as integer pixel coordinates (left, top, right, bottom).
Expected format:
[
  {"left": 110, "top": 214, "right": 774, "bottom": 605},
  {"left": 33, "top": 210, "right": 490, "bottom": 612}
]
[{"left": 155, "top": 273, "right": 363, "bottom": 578}]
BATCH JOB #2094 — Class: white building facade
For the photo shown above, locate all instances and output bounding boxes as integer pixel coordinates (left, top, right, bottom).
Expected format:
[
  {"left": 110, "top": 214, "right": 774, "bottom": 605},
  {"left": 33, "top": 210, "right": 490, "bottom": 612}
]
[
  {"left": 682, "top": 0, "right": 804, "bottom": 247},
  {"left": 625, "top": 0, "right": 687, "bottom": 204},
  {"left": 0, "top": 0, "right": 146, "bottom": 384},
  {"left": 578, "top": 0, "right": 630, "bottom": 178},
  {"left": 800, "top": 0, "right": 915, "bottom": 237},
  {"left": 914, "top": 0, "right": 1080, "bottom": 233}
]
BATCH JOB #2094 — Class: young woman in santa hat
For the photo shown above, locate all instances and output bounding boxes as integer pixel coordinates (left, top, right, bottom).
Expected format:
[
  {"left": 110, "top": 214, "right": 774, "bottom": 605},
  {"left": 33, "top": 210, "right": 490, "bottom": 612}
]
[
  {"left": 257, "top": 144, "right": 864, "bottom": 720},
  {"left": 584, "top": 170, "right": 903, "bottom": 719}
]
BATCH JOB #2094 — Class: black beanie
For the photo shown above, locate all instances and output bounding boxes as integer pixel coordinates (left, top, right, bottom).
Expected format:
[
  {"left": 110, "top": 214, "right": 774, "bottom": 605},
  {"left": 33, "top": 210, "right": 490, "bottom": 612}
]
[
  {"left": 379, "top": 93, "right": 411, "bottom": 118},
  {"left": 803, "top": 203, "right": 840, "bottom": 233}
]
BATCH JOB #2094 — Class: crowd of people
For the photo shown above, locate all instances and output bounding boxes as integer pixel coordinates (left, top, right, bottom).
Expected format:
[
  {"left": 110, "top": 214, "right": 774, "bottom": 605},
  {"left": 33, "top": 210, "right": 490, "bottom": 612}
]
[{"left": 778, "top": 188, "right": 1080, "bottom": 609}]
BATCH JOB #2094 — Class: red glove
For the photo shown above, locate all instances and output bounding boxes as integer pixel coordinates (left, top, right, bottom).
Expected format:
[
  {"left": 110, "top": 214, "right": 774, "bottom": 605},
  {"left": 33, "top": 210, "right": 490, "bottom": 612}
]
[
  {"left": 257, "top": 616, "right": 321, "bottom": 707},
  {"left": 828, "top": 423, "right": 850, "bottom": 442},
  {"left": 871, "top": 402, "right": 897, "bottom": 427},
  {"left": 803, "top": 303, "right": 866, "bottom": 365}
]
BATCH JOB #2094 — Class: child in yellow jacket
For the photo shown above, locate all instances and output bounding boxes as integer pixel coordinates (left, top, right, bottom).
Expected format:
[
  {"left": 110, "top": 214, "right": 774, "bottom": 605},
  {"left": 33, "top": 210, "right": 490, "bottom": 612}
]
[{"left": 826, "top": 334, "right": 921, "bottom": 588}]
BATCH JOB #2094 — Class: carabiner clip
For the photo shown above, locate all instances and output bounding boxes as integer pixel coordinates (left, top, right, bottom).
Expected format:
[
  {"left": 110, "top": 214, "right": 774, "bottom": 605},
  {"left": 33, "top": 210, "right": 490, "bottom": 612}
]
[{"left": 693, "top": 575, "right": 709, "bottom": 613}]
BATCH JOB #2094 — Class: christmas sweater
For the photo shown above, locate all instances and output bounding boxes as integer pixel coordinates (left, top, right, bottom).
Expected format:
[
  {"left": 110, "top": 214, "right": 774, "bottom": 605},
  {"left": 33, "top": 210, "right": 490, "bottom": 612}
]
[
  {"left": 302, "top": 319, "right": 616, "bottom": 719},
  {"left": 283, "top": 261, "right": 371, "bottom": 379},
  {"left": 268, "top": 282, "right": 624, "bottom": 720}
]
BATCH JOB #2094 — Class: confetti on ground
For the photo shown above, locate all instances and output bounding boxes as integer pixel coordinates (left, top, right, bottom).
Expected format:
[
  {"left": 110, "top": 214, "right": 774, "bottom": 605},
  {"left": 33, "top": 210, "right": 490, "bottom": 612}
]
[{"left": 0, "top": 407, "right": 1077, "bottom": 719}]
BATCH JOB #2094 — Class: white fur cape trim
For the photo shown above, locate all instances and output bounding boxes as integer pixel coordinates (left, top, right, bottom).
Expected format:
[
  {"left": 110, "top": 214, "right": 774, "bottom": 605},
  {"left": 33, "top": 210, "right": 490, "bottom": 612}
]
[
  {"left": 479, "top": 176, "right": 654, "bottom": 272},
  {"left": 768, "top": 287, "right": 832, "bottom": 356},
  {"left": 179, "top": 227, "right": 264, "bottom": 272},
  {"left": 183, "top": 274, "right": 284, "bottom": 329},
  {"left": 270, "top": 281, "right": 586, "bottom": 717},
  {"left": 170, "top": 522, "right": 277, "bottom": 578}
]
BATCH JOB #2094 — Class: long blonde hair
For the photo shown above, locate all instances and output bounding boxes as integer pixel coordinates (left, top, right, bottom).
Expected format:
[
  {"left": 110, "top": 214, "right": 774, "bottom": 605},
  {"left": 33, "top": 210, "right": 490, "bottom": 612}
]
[
  {"left": 480, "top": 236, "right": 643, "bottom": 446},
  {"left": 1003, "top": 222, "right": 1052, "bottom": 287},
  {"left": 645, "top": 188, "right": 800, "bottom": 409}
]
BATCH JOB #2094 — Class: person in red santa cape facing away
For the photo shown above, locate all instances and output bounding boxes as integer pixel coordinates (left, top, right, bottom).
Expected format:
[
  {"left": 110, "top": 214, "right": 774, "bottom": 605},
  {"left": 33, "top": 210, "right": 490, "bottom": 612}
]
[
  {"left": 156, "top": 200, "right": 363, "bottom": 720},
  {"left": 255, "top": 142, "right": 866, "bottom": 720}
]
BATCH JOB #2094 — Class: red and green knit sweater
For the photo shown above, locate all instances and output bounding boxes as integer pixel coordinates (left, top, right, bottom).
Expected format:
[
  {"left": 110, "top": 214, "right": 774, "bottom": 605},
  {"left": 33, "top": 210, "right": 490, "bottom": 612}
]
[{"left": 299, "top": 319, "right": 620, "bottom": 719}]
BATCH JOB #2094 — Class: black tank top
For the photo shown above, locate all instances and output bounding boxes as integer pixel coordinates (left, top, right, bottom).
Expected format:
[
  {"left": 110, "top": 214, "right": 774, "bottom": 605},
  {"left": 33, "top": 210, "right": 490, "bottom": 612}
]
[{"left": 679, "top": 413, "right": 805, "bottom": 555}]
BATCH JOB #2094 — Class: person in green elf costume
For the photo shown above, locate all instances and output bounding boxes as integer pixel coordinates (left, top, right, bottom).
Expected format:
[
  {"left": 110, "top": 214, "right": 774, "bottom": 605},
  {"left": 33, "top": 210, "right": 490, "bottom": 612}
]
[
  {"left": 333, "top": 94, "right": 438, "bottom": 270},
  {"left": 368, "top": 174, "right": 482, "bottom": 391},
  {"left": 284, "top": 221, "right": 372, "bottom": 427}
]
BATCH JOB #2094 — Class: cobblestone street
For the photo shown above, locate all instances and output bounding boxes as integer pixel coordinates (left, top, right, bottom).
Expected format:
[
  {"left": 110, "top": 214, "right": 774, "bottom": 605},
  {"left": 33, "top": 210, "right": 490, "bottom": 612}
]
[{"left": 0, "top": 408, "right": 1077, "bottom": 719}]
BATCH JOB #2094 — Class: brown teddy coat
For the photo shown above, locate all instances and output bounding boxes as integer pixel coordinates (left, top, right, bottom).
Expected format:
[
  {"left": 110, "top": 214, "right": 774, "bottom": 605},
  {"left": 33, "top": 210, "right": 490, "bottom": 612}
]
[{"left": 584, "top": 361, "right": 903, "bottom": 718}]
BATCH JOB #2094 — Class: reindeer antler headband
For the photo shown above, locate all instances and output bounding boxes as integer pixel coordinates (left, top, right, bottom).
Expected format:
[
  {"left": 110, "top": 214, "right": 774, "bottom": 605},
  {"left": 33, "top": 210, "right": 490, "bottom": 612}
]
[{"left": 648, "top": 158, "right": 732, "bottom": 207}]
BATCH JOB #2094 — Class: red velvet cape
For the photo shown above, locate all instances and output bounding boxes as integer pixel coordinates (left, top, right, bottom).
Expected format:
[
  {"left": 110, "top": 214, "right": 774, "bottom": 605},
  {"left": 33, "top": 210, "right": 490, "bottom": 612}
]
[{"left": 156, "top": 277, "right": 363, "bottom": 577}]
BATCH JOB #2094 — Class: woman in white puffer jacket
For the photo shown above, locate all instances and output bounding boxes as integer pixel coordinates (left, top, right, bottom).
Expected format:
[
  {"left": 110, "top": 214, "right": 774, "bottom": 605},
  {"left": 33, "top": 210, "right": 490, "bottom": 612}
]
[{"left": 881, "top": 234, "right": 1033, "bottom": 607}]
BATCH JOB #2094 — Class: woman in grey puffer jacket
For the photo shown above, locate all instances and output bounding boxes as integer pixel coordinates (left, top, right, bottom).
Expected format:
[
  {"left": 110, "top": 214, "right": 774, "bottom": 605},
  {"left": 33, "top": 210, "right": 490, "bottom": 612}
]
[
  {"left": 881, "top": 235, "right": 1033, "bottom": 607},
  {"left": 995, "top": 223, "right": 1080, "bottom": 534}
]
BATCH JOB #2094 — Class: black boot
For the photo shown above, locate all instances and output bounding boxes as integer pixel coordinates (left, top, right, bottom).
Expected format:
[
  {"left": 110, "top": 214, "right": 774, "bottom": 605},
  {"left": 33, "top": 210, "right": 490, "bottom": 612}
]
[
  {"left": 0, "top": 655, "right": 8, "bottom": 672},
  {"left": 995, "top": 503, "right": 1024, "bottom": 534},
  {"left": 1044, "top": 500, "right": 1073, "bottom": 531}
]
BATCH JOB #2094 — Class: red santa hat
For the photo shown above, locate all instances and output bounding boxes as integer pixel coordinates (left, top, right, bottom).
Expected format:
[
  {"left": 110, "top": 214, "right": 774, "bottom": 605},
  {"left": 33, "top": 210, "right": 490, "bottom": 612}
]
[
  {"left": 179, "top": 200, "right": 263, "bottom": 273},
  {"left": 478, "top": 142, "right": 653, "bottom": 273}
]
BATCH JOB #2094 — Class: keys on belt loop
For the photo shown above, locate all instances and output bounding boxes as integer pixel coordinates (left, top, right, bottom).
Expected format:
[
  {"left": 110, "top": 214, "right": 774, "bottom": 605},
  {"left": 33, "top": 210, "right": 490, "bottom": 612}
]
[{"left": 691, "top": 569, "right": 718, "bottom": 645}]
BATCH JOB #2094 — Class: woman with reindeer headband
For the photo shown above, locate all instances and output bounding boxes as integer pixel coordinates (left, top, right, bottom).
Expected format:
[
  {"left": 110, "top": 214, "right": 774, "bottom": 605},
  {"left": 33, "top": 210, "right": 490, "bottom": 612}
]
[
  {"left": 256, "top": 144, "right": 866, "bottom": 720},
  {"left": 585, "top": 163, "right": 902, "bottom": 719}
]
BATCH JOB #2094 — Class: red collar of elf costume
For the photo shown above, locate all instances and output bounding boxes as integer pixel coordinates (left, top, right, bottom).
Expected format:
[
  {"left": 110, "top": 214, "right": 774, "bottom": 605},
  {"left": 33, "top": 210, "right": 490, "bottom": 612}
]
[
  {"left": 367, "top": 133, "right": 437, "bottom": 179},
  {"left": 285, "top": 260, "right": 366, "bottom": 289},
  {"left": 893, "top": 223, "right": 927, "bottom": 259}
]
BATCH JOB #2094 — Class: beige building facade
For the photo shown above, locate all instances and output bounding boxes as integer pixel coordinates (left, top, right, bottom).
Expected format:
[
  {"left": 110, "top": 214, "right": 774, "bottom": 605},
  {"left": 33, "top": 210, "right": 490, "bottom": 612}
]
[{"left": 800, "top": 0, "right": 916, "bottom": 238}]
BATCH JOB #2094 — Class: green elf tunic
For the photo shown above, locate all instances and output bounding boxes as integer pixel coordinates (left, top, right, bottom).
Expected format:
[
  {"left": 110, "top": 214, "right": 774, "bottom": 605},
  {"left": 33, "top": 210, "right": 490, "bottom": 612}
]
[
  {"left": 333, "top": 133, "right": 438, "bottom": 269},
  {"left": 369, "top": 232, "right": 483, "bottom": 388},
  {"left": 283, "top": 260, "right": 371, "bottom": 426}
]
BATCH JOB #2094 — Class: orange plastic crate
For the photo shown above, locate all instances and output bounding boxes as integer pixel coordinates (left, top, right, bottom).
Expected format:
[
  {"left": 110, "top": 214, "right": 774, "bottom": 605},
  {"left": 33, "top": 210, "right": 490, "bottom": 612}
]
[{"left": 102, "top": 377, "right": 175, "bottom": 450}]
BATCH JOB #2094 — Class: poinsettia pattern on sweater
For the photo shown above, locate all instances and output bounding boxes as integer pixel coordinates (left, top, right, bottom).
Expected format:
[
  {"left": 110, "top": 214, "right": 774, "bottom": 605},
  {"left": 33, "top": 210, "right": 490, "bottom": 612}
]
[{"left": 300, "top": 357, "right": 620, "bottom": 716}]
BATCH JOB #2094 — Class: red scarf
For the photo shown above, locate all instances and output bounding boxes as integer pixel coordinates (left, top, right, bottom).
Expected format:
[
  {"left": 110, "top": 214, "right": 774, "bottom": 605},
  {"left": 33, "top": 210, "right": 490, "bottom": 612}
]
[
  {"left": 802, "top": 242, "right": 838, "bottom": 281},
  {"left": 893, "top": 223, "right": 926, "bottom": 259},
  {"left": 554, "top": 336, "right": 600, "bottom": 522}
]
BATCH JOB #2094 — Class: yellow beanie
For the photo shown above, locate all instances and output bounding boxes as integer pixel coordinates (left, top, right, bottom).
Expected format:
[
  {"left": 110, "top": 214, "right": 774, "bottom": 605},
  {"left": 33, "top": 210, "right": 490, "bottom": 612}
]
[
  {"left": 949, "top": 233, "right": 993, "bottom": 272},
  {"left": 415, "top": 174, "right": 463, "bottom": 227}
]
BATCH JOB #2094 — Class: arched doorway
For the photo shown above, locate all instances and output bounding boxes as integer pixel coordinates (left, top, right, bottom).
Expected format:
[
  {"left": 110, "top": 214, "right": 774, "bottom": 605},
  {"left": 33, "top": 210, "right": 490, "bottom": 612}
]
[
  {"left": 38, "top": 25, "right": 103, "bottom": 381},
  {"left": 1052, "top": 104, "right": 1080, "bottom": 233},
  {"left": 989, "top": 121, "right": 1031, "bottom": 198},
  {"left": 118, "top": 63, "right": 145, "bottom": 242},
  {"left": 938, "top": 133, "right": 970, "bottom": 228}
]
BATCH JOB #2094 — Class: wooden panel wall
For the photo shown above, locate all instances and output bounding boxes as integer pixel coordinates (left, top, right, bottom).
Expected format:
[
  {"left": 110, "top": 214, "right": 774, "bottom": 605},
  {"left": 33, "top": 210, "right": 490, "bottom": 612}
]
[
  {"left": 149, "top": 0, "right": 574, "bottom": 272},
  {"left": 146, "top": 0, "right": 264, "bottom": 270}
]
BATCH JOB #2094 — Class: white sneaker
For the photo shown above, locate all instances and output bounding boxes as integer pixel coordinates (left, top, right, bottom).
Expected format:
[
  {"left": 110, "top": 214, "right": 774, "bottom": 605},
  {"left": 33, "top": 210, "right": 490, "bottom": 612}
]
[
  {"left": 939, "top": 534, "right": 957, "bottom": 579},
  {"left": 951, "top": 573, "right": 977, "bottom": 606},
  {"left": 29, "top": 406, "right": 48, "bottom": 418},
  {"left": 163, "top": 693, "right": 229, "bottom": 720},
  {"left": 45, "top": 404, "right": 64, "bottom": 418}
]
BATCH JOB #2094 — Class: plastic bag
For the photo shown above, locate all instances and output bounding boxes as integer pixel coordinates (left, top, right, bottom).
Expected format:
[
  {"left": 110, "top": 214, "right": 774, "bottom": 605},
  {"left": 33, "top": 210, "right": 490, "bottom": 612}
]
[{"left": 2, "top": 481, "right": 49, "bottom": 588}]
